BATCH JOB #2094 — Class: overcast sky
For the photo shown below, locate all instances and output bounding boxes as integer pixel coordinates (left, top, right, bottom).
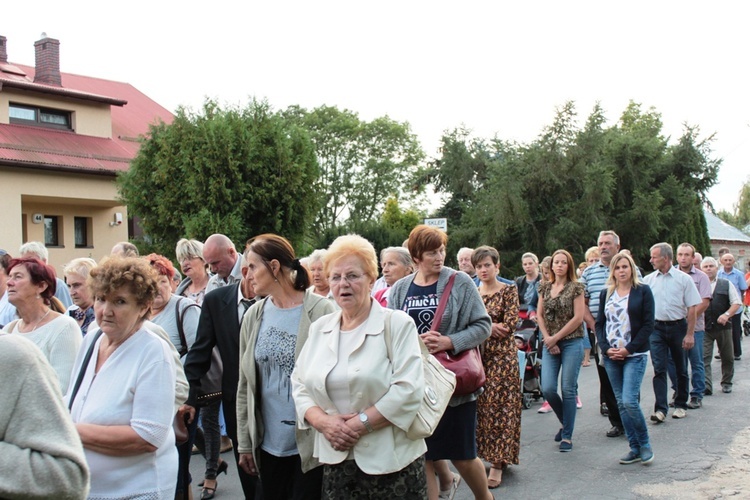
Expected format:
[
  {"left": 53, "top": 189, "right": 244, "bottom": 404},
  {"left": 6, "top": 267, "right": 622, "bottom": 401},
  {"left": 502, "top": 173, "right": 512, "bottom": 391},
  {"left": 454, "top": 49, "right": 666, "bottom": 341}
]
[{"left": 4, "top": 1, "right": 748, "bottom": 213}]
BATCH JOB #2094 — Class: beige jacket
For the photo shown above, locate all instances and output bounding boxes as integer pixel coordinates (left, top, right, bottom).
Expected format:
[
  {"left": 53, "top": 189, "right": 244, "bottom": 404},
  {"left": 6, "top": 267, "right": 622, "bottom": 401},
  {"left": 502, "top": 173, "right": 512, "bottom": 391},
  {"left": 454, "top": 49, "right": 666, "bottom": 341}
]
[{"left": 292, "top": 300, "right": 426, "bottom": 475}]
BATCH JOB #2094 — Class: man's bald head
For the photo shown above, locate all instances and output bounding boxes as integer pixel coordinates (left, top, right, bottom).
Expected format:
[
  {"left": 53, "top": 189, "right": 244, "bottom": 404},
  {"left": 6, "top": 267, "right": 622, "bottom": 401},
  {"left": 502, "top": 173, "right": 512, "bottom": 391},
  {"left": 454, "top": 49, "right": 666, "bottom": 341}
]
[{"left": 203, "top": 234, "right": 238, "bottom": 278}]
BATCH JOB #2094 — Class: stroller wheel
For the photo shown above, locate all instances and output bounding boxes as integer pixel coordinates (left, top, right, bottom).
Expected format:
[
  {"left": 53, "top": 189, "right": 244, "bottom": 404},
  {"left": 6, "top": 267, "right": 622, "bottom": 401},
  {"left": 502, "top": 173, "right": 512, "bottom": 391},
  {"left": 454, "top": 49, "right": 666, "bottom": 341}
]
[{"left": 523, "top": 394, "right": 532, "bottom": 409}]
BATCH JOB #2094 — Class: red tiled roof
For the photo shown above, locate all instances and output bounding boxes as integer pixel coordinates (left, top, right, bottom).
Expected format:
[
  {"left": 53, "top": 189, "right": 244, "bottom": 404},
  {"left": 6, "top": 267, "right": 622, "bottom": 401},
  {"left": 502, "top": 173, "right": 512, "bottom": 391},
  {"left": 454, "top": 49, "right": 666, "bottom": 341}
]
[
  {"left": 0, "top": 63, "right": 173, "bottom": 174},
  {"left": 0, "top": 123, "right": 132, "bottom": 174}
]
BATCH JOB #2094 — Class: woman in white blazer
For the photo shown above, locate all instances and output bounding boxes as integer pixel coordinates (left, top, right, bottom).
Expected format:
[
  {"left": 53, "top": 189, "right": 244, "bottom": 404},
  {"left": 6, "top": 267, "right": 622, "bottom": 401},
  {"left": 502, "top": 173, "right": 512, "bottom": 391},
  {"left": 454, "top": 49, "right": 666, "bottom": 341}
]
[{"left": 292, "top": 234, "right": 427, "bottom": 499}]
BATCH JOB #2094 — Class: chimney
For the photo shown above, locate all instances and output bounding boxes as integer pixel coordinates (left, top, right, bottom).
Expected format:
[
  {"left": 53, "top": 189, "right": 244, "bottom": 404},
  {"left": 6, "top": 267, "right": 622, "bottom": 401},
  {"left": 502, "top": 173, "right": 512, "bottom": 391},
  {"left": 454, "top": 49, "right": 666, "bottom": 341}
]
[
  {"left": 34, "top": 33, "right": 61, "bottom": 86},
  {"left": 0, "top": 36, "right": 7, "bottom": 63}
]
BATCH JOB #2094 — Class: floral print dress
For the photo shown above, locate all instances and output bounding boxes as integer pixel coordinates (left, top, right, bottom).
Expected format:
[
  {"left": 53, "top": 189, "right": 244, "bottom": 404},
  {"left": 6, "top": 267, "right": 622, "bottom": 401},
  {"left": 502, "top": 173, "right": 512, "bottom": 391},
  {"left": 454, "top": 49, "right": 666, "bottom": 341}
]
[{"left": 476, "top": 285, "right": 522, "bottom": 466}]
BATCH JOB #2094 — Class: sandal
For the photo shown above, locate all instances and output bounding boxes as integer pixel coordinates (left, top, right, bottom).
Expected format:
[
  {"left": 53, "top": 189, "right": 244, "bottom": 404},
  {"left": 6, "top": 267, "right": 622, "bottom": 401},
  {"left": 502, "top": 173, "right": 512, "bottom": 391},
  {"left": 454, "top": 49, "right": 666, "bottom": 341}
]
[
  {"left": 438, "top": 472, "right": 461, "bottom": 499},
  {"left": 487, "top": 466, "right": 503, "bottom": 489}
]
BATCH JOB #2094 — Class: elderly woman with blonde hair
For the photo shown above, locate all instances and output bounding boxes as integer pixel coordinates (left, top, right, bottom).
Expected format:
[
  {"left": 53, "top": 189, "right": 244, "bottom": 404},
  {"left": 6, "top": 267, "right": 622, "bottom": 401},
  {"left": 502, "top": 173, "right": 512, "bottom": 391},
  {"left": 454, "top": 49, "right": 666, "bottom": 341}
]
[
  {"left": 64, "top": 258, "right": 97, "bottom": 335},
  {"left": 292, "top": 234, "right": 427, "bottom": 499},
  {"left": 175, "top": 238, "right": 210, "bottom": 306}
]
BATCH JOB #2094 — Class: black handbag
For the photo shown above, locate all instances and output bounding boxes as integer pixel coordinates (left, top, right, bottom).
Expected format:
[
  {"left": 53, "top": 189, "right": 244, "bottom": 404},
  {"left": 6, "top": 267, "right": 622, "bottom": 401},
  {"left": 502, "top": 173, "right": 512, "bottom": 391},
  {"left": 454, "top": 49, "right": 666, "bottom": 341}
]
[{"left": 175, "top": 298, "right": 223, "bottom": 406}]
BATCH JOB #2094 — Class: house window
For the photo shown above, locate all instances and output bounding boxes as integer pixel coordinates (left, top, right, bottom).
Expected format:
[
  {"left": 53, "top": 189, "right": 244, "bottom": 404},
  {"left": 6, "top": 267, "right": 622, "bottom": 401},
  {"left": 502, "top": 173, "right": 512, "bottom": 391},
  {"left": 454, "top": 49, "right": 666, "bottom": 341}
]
[
  {"left": 44, "top": 215, "right": 61, "bottom": 247},
  {"left": 74, "top": 217, "right": 92, "bottom": 248},
  {"left": 9, "top": 103, "right": 71, "bottom": 130}
]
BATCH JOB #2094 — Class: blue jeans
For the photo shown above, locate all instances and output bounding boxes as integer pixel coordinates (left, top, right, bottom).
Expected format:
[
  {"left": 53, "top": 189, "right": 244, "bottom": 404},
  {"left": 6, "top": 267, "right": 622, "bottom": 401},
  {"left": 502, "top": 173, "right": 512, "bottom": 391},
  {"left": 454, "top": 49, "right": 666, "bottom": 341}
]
[
  {"left": 667, "top": 330, "right": 705, "bottom": 400},
  {"left": 541, "top": 338, "right": 583, "bottom": 441},
  {"left": 604, "top": 356, "right": 650, "bottom": 453},
  {"left": 651, "top": 321, "right": 689, "bottom": 413}
]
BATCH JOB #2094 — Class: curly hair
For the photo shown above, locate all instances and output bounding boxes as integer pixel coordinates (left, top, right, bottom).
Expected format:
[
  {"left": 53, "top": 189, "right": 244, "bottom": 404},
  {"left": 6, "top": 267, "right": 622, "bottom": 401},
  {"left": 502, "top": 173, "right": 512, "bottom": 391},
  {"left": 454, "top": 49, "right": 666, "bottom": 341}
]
[{"left": 89, "top": 258, "right": 158, "bottom": 308}]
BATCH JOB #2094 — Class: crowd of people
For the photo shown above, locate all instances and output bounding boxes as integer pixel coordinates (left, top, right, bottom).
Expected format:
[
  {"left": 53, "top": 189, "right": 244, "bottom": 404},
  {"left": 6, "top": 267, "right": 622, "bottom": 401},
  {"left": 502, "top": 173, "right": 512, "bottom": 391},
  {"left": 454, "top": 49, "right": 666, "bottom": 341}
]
[{"left": 1, "top": 225, "right": 749, "bottom": 500}]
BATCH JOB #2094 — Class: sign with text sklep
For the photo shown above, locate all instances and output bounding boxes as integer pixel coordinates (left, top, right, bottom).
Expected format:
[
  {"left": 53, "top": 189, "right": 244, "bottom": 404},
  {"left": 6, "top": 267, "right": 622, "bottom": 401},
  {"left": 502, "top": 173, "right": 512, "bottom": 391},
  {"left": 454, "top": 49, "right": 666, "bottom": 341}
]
[{"left": 424, "top": 218, "right": 447, "bottom": 232}]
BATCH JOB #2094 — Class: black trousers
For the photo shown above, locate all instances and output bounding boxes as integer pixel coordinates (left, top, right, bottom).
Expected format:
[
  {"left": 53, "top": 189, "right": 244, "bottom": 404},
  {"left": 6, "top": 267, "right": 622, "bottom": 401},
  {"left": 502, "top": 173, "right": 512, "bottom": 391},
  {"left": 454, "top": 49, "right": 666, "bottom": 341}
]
[
  {"left": 223, "top": 397, "right": 263, "bottom": 500},
  {"left": 731, "top": 314, "right": 742, "bottom": 357},
  {"left": 592, "top": 340, "right": 623, "bottom": 429},
  {"left": 258, "top": 449, "right": 323, "bottom": 500}
]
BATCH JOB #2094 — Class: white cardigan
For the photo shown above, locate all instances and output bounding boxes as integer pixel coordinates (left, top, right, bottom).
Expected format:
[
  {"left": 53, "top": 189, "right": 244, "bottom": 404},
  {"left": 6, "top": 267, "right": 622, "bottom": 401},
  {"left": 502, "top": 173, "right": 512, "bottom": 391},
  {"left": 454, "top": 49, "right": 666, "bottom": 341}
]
[
  {"left": 291, "top": 300, "right": 426, "bottom": 475},
  {"left": 66, "top": 327, "right": 178, "bottom": 499}
]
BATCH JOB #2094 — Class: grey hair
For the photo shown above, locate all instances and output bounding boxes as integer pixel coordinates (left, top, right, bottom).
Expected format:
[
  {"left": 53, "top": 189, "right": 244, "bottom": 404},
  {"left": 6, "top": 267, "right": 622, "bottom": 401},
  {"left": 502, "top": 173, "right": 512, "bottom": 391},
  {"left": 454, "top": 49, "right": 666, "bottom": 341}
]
[
  {"left": 521, "top": 252, "right": 539, "bottom": 264},
  {"left": 19, "top": 241, "right": 48, "bottom": 262},
  {"left": 457, "top": 247, "right": 474, "bottom": 259},
  {"left": 63, "top": 257, "right": 97, "bottom": 278},
  {"left": 381, "top": 246, "right": 414, "bottom": 271},
  {"left": 307, "top": 249, "right": 327, "bottom": 265},
  {"left": 701, "top": 256, "right": 718, "bottom": 268},
  {"left": 598, "top": 230, "right": 620, "bottom": 246},
  {"left": 650, "top": 242, "right": 673, "bottom": 261},
  {"left": 176, "top": 238, "right": 205, "bottom": 263}
]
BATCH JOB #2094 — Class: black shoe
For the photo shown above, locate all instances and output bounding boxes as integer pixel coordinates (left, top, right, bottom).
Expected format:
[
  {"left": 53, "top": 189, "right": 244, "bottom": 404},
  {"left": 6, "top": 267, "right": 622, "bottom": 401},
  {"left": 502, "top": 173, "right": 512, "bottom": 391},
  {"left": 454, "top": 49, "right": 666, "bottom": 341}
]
[
  {"left": 600, "top": 403, "right": 609, "bottom": 416},
  {"left": 715, "top": 354, "right": 722, "bottom": 360},
  {"left": 606, "top": 426, "right": 624, "bottom": 437},
  {"left": 704, "top": 388, "right": 713, "bottom": 396},
  {"left": 735, "top": 356, "right": 741, "bottom": 361},
  {"left": 722, "top": 385, "right": 732, "bottom": 393},
  {"left": 686, "top": 397, "right": 702, "bottom": 409}
]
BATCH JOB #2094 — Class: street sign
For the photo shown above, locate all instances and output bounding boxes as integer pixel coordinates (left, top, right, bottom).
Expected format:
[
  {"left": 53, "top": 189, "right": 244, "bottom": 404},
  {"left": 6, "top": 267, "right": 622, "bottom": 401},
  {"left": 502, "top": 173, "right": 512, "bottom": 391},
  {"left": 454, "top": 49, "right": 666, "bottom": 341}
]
[{"left": 424, "top": 218, "right": 448, "bottom": 232}]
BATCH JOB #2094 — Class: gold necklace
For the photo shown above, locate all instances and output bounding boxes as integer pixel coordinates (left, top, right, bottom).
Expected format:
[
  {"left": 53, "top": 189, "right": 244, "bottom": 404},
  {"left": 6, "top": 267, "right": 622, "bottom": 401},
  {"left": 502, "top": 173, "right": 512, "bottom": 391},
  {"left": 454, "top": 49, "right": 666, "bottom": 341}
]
[{"left": 23, "top": 308, "right": 51, "bottom": 333}]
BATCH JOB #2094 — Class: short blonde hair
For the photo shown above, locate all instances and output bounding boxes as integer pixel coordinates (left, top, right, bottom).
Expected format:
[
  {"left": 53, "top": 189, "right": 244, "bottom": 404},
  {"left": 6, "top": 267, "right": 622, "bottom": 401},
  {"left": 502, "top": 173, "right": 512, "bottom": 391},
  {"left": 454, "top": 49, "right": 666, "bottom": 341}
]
[
  {"left": 176, "top": 238, "right": 205, "bottom": 263},
  {"left": 64, "top": 257, "right": 97, "bottom": 279},
  {"left": 585, "top": 246, "right": 600, "bottom": 261},
  {"left": 324, "top": 234, "right": 378, "bottom": 281}
]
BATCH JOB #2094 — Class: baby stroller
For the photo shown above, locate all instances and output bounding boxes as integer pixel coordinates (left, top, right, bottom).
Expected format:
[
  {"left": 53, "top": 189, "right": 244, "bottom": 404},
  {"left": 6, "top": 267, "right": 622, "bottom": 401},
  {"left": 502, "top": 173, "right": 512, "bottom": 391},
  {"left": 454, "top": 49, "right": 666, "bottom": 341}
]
[{"left": 515, "top": 313, "right": 542, "bottom": 409}]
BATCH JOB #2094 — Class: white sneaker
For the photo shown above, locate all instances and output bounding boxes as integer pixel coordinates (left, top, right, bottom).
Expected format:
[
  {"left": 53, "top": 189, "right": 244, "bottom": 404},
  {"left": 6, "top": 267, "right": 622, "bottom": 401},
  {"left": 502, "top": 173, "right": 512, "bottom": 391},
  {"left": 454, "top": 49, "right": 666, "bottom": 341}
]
[
  {"left": 538, "top": 401, "right": 553, "bottom": 413},
  {"left": 672, "top": 408, "right": 687, "bottom": 419}
]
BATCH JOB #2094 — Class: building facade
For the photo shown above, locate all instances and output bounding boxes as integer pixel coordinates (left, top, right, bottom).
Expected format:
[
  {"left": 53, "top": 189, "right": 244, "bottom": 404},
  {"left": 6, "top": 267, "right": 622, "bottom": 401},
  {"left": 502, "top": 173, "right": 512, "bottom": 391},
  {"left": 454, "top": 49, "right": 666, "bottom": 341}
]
[{"left": 0, "top": 34, "right": 172, "bottom": 272}]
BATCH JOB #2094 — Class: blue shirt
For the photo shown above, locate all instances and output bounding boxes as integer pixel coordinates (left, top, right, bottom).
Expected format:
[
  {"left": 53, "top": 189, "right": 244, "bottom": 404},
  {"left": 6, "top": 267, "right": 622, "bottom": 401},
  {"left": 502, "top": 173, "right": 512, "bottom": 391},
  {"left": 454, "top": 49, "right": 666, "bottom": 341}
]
[{"left": 717, "top": 267, "right": 748, "bottom": 316}]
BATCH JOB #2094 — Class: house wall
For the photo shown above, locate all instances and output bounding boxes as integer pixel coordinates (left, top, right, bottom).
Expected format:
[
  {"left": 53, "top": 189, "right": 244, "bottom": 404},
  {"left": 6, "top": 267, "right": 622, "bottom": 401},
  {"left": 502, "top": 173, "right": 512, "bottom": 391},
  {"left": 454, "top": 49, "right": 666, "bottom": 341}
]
[
  {"left": 0, "top": 166, "right": 127, "bottom": 275},
  {"left": 708, "top": 240, "right": 749, "bottom": 270},
  {"left": 0, "top": 88, "right": 112, "bottom": 138}
]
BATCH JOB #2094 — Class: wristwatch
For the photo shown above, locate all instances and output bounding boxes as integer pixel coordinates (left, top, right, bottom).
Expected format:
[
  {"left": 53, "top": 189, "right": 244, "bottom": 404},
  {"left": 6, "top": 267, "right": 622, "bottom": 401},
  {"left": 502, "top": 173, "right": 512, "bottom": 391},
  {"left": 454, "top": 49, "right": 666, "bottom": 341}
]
[{"left": 359, "top": 412, "right": 374, "bottom": 433}]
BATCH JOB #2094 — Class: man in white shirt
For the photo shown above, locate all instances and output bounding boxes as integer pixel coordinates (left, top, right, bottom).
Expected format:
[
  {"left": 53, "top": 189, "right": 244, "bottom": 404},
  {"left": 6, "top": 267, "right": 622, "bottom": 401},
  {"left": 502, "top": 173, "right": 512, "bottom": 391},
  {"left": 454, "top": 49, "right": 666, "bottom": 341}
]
[{"left": 643, "top": 242, "right": 701, "bottom": 422}]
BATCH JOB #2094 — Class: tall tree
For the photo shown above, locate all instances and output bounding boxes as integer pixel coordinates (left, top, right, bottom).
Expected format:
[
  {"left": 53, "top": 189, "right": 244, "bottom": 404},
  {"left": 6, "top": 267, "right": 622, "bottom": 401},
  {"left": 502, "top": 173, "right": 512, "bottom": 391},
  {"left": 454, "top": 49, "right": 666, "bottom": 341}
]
[
  {"left": 118, "top": 99, "right": 320, "bottom": 256},
  {"left": 283, "top": 105, "right": 425, "bottom": 237},
  {"left": 428, "top": 101, "right": 720, "bottom": 273}
]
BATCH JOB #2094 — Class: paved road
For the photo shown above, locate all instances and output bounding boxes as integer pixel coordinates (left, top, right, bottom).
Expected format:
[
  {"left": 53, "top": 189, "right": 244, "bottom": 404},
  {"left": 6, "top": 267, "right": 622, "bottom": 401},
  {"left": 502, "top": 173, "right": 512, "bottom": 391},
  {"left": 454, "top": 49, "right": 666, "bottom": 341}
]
[{"left": 189, "top": 348, "right": 749, "bottom": 499}]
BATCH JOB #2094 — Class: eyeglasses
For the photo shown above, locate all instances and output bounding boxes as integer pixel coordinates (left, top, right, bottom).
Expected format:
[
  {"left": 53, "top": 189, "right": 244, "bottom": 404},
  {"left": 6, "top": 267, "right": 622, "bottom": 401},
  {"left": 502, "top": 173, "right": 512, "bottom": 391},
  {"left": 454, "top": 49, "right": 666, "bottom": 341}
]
[{"left": 329, "top": 273, "right": 364, "bottom": 285}]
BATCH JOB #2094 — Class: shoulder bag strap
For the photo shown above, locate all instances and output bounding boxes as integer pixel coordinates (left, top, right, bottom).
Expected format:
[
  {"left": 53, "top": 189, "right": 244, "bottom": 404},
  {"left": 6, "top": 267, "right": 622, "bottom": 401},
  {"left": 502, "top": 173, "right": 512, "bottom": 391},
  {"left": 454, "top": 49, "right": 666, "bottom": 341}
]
[
  {"left": 383, "top": 309, "right": 393, "bottom": 361},
  {"left": 175, "top": 297, "right": 201, "bottom": 357},
  {"left": 68, "top": 329, "right": 104, "bottom": 411},
  {"left": 430, "top": 272, "right": 457, "bottom": 332}
]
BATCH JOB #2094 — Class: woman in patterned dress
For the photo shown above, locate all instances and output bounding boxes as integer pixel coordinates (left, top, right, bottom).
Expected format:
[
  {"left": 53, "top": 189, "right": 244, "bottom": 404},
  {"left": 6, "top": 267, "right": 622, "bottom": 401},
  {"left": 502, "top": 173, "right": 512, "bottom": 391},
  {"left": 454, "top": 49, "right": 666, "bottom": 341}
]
[
  {"left": 473, "top": 246, "right": 521, "bottom": 488},
  {"left": 537, "top": 249, "right": 585, "bottom": 452}
]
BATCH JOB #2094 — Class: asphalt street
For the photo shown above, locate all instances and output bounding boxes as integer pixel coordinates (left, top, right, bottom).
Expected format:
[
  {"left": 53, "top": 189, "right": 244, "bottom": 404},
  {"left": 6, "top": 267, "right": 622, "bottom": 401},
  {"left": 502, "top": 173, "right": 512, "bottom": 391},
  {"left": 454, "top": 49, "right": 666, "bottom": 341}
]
[{"left": 189, "top": 344, "right": 750, "bottom": 499}]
